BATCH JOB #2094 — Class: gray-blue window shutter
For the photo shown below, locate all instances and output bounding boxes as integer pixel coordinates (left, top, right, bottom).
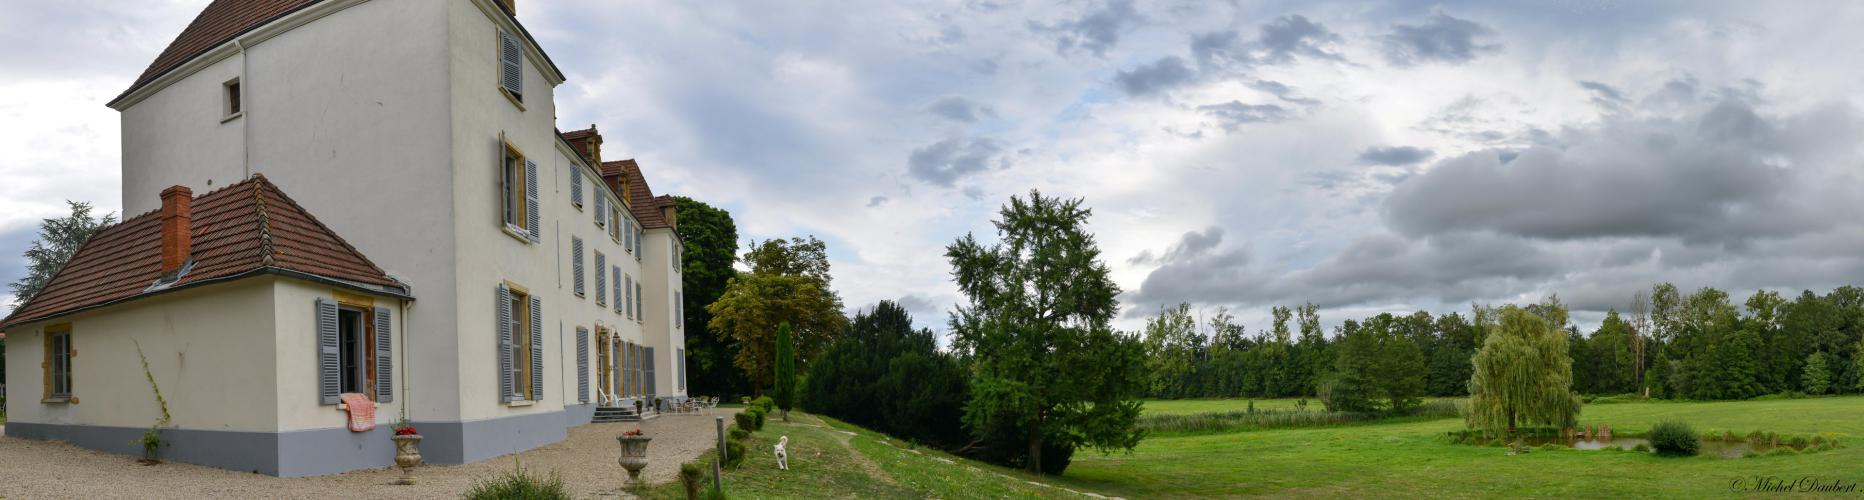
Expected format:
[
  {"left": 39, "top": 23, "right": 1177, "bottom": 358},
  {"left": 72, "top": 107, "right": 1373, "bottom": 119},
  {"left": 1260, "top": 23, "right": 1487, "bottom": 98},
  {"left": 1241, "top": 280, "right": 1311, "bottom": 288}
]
[
  {"left": 614, "top": 268, "right": 623, "bottom": 314},
  {"left": 375, "top": 306, "right": 394, "bottom": 403},
  {"left": 530, "top": 295, "right": 544, "bottom": 399},
  {"left": 497, "top": 284, "right": 514, "bottom": 402},
  {"left": 524, "top": 159, "right": 540, "bottom": 241},
  {"left": 636, "top": 282, "right": 644, "bottom": 322},
  {"left": 625, "top": 275, "right": 634, "bottom": 318},
  {"left": 570, "top": 168, "right": 583, "bottom": 207},
  {"left": 316, "top": 298, "right": 340, "bottom": 405},
  {"left": 595, "top": 253, "right": 606, "bottom": 305},
  {"left": 595, "top": 195, "right": 606, "bottom": 227},
  {"left": 576, "top": 327, "right": 589, "bottom": 403},
  {"left": 571, "top": 237, "right": 584, "bottom": 295},
  {"left": 624, "top": 217, "right": 633, "bottom": 252},
  {"left": 500, "top": 31, "right": 523, "bottom": 97},
  {"left": 644, "top": 346, "right": 656, "bottom": 399}
]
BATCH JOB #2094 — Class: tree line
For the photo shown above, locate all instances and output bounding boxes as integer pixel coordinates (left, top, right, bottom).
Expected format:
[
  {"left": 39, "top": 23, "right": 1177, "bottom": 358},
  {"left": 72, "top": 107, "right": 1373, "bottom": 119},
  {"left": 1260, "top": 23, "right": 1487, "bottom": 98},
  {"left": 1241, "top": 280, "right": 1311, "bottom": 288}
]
[{"left": 1139, "top": 285, "right": 1864, "bottom": 406}]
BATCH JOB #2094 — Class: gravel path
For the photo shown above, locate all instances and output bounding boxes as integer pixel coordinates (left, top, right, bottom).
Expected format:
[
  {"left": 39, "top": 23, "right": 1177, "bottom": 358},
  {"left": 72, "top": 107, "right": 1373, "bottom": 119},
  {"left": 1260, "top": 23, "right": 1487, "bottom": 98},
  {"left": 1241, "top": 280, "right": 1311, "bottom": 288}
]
[{"left": 0, "top": 410, "right": 737, "bottom": 499}]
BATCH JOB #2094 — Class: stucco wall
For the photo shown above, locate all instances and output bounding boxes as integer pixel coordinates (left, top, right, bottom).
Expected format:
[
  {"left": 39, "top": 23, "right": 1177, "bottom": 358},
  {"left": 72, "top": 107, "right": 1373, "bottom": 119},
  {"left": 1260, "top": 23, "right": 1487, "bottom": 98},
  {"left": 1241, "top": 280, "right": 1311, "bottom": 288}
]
[
  {"left": 640, "top": 229, "right": 687, "bottom": 397},
  {"left": 4, "top": 279, "right": 280, "bottom": 432},
  {"left": 115, "top": 0, "right": 464, "bottom": 424},
  {"left": 271, "top": 279, "right": 408, "bottom": 432}
]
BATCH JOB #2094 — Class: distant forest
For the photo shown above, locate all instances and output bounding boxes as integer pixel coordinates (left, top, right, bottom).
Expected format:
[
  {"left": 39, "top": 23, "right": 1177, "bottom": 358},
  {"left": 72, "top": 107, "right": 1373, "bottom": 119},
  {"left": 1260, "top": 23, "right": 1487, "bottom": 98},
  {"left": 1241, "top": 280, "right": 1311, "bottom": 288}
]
[{"left": 1141, "top": 284, "right": 1864, "bottom": 405}]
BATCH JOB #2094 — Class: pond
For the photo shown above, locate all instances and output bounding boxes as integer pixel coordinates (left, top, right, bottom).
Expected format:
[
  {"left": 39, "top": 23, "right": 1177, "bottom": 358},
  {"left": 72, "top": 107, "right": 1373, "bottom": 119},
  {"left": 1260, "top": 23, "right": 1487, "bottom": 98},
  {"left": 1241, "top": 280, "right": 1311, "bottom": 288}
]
[{"left": 1514, "top": 436, "right": 1801, "bottom": 458}]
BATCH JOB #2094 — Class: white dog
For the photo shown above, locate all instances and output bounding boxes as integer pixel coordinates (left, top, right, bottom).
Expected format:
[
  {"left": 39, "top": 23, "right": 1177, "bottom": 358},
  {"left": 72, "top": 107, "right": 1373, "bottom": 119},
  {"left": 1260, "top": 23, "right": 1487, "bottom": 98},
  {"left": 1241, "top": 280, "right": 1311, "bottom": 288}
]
[{"left": 774, "top": 436, "right": 790, "bottom": 470}]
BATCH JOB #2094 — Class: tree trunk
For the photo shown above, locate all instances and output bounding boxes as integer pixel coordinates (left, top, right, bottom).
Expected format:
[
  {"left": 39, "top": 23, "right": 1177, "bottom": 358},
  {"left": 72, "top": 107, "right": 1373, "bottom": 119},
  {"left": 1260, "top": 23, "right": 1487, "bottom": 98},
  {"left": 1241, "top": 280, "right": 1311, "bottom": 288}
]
[
  {"left": 1026, "top": 432, "right": 1043, "bottom": 474},
  {"left": 1506, "top": 408, "right": 1517, "bottom": 436}
]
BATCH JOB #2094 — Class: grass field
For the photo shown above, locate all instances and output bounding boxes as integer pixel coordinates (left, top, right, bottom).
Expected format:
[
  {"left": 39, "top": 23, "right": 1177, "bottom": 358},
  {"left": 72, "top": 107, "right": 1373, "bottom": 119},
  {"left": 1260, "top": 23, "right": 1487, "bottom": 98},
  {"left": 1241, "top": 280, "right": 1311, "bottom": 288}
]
[
  {"left": 658, "top": 397, "right": 1862, "bottom": 498},
  {"left": 1053, "top": 396, "right": 1863, "bottom": 498},
  {"left": 642, "top": 412, "right": 1102, "bottom": 499}
]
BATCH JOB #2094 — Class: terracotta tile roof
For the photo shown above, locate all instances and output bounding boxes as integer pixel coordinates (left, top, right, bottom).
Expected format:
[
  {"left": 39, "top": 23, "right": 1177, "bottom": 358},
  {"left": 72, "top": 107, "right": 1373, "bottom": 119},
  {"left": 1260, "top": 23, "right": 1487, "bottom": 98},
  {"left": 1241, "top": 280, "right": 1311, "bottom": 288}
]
[
  {"left": 112, "top": 0, "right": 320, "bottom": 106},
  {"left": 111, "top": 0, "right": 566, "bottom": 107},
  {"left": 560, "top": 126, "right": 599, "bottom": 163},
  {"left": 602, "top": 160, "right": 674, "bottom": 229},
  {"left": 0, "top": 175, "right": 406, "bottom": 330}
]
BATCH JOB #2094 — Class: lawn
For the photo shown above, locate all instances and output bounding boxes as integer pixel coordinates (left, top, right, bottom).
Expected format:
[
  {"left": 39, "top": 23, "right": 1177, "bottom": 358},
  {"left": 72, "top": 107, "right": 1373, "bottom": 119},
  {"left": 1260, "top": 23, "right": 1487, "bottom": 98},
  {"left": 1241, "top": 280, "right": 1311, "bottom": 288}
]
[
  {"left": 1053, "top": 396, "right": 1864, "bottom": 498},
  {"left": 655, "top": 397, "right": 1862, "bottom": 498},
  {"left": 642, "top": 412, "right": 1102, "bottom": 499}
]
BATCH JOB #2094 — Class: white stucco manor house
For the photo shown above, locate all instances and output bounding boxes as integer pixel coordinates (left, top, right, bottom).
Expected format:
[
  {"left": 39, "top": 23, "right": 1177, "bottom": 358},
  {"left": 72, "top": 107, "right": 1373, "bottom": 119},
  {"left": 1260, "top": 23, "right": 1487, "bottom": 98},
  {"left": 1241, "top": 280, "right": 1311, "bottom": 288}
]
[{"left": 0, "top": 0, "right": 692, "bottom": 476}]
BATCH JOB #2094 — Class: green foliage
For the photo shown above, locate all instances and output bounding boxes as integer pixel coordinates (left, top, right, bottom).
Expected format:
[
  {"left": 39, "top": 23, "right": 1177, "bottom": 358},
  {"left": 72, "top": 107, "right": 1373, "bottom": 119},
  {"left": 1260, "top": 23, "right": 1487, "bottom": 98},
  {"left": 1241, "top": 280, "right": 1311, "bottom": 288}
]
[
  {"left": 947, "top": 190, "right": 1146, "bottom": 475},
  {"left": 462, "top": 462, "right": 570, "bottom": 500},
  {"left": 1142, "top": 304, "right": 1203, "bottom": 398},
  {"left": 734, "top": 411, "right": 758, "bottom": 432},
  {"left": 130, "top": 340, "right": 172, "bottom": 460},
  {"left": 679, "top": 461, "right": 707, "bottom": 500},
  {"left": 1322, "top": 315, "right": 1426, "bottom": 413},
  {"left": 724, "top": 438, "right": 747, "bottom": 468},
  {"left": 773, "top": 321, "right": 796, "bottom": 419},
  {"left": 706, "top": 237, "right": 849, "bottom": 393},
  {"left": 728, "top": 427, "right": 750, "bottom": 441},
  {"left": 673, "top": 196, "right": 752, "bottom": 399},
  {"left": 804, "top": 301, "right": 970, "bottom": 449},
  {"left": 1648, "top": 420, "right": 1699, "bottom": 457},
  {"left": 750, "top": 396, "right": 775, "bottom": 413},
  {"left": 9, "top": 201, "right": 116, "bottom": 306},
  {"left": 1802, "top": 351, "right": 1831, "bottom": 395},
  {"left": 1468, "top": 304, "right": 1581, "bottom": 436}
]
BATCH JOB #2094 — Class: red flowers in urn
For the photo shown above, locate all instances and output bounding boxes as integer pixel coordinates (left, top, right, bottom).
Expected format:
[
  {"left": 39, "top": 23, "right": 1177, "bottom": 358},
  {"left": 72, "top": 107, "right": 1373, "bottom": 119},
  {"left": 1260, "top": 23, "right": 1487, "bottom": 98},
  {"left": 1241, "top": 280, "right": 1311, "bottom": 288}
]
[
  {"left": 395, "top": 426, "right": 419, "bottom": 436},
  {"left": 623, "top": 428, "right": 644, "bottom": 437}
]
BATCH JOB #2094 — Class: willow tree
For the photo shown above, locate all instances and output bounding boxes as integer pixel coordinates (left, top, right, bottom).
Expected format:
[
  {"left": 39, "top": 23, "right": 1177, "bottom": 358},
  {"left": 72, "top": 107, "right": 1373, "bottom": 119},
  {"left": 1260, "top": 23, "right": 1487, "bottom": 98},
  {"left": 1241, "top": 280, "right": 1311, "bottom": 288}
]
[{"left": 1468, "top": 305, "right": 1581, "bottom": 436}]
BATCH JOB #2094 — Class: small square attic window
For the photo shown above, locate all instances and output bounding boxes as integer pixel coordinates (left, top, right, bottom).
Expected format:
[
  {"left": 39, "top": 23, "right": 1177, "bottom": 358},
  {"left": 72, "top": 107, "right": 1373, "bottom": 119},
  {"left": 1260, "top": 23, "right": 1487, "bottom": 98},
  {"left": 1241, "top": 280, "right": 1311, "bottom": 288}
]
[{"left": 223, "top": 78, "right": 242, "bottom": 120}]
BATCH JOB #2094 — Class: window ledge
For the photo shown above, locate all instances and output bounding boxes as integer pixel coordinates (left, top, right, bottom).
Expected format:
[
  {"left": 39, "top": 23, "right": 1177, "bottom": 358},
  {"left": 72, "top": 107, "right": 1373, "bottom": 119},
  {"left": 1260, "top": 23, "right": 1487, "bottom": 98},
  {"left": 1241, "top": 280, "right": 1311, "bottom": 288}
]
[
  {"left": 221, "top": 111, "right": 243, "bottom": 123},
  {"left": 507, "top": 400, "right": 536, "bottom": 407},
  {"left": 42, "top": 397, "right": 75, "bottom": 405},
  {"left": 500, "top": 88, "right": 526, "bottom": 111},
  {"left": 501, "top": 224, "right": 533, "bottom": 243}
]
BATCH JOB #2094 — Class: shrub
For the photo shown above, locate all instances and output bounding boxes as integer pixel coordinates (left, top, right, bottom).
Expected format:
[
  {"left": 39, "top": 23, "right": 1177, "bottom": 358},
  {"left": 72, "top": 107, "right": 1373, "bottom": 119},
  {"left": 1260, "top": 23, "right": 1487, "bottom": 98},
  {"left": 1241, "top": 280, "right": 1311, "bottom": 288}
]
[
  {"left": 728, "top": 427, "right": 750, "bottom": 442},
  {"left": 752, "top": 407, "right": 767, "bottom": 429},
  {"left": 1632, "top": 443, "right": 1651, "bottom": 452},
  {"left": 679, "top": 461, "right": 706, "bottom": 500},
  {"left": 1786, "top": 435, "right": 1809, "bottom": 448},
  {"left": 1720, "top": 430, "right": 1738, "bottom": 442},
  {"left": 751, "top": 396, "right": 775, "bottom": 413},
  {"left": 1747, "top": 430, "right": 1768, "bottom": 445},
  {"left": 463, "top": 463, "right": 570, "bottom": 500},
  {"left": 733, "top": 412, "right": 757, "bottom": 432},
  {"left": 1742, "top": 450, "right": 1762, "bottom": 458},
  {"left": 724, "top": 439, "right": 747, "bottom": 468},
  {"left": 1649, "top": 421, "right": 1699, "bottom": 457}
]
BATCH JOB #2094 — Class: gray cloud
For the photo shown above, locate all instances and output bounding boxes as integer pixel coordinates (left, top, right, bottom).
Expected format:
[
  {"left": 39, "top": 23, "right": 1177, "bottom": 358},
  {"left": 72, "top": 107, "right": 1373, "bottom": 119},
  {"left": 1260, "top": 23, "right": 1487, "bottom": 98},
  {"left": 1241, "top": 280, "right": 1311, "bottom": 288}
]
[
  {"left": 1198, "top": 101, "right": 1294, "bottom": 131},
  {"left": 1248, "top": 79, "right": 1321, "bottom": 107},
  {"left": 1386, "top": 99, "right": 1853, "bottom": 244},
  {"left": 1357, "top": 145, "right": 1434, "bottom": 166},
  {"left": 1192, "top": 15, "right": 1343, "bottom": 72},
  {"left": 1382, "top": 13, "right": 1502, "bottom": 66},
  {"left": 1033, "top": 0, "right": 1143, "bottom": 57},
  {"left": 907, "top": 137, "right": 1006, "bottom": 187},
  {"left": 1114, "top": 56, "right": 1196, "bottom": 96},
  {"left": 926, "top": 96, "right": 996, "bottom": 122},
  {"left": 1577, "top": 80, "right": 1628, "bottom": 109},
  {"left": 867, "top": 196, "right": 889, "bottom": 207}
]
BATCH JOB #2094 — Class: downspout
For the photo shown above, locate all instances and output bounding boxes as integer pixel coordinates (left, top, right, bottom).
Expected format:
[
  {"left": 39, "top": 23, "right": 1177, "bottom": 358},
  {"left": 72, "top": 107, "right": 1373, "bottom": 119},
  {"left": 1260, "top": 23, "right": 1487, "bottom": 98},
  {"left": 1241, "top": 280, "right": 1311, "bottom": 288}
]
[
  {"left": 401, "top": 297, "right": 412, "bottom": 412},
  {"left": 234, "top": 38, "right": 251, "bottom": 178}
]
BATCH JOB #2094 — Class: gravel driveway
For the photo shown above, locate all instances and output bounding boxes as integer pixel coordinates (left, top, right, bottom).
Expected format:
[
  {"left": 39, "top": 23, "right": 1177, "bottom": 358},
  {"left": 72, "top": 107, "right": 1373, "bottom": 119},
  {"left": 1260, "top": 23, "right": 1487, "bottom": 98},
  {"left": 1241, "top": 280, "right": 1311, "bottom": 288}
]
[{"left": 0, "top": 410, "right": 737, "bottom": 499}]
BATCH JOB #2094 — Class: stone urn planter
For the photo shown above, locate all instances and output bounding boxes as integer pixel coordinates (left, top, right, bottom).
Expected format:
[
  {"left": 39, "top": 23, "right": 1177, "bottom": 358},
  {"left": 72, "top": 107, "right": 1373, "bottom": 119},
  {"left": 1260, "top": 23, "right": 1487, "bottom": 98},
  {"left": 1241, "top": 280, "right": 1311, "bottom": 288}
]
[
  {"left": 391, "top": 433, "right": 424, "bottom": 485},
  {"left": 617, "top": 432, "right": 653, "bottom": 486}
]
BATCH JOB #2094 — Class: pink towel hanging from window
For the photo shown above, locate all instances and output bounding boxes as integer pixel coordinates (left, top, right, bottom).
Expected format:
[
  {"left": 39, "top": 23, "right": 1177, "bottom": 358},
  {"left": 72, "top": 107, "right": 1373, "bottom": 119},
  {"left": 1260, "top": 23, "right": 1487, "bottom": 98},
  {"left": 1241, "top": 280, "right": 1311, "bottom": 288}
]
[{"left": 340, "top": 393, "right": 376, "bottom": 432}]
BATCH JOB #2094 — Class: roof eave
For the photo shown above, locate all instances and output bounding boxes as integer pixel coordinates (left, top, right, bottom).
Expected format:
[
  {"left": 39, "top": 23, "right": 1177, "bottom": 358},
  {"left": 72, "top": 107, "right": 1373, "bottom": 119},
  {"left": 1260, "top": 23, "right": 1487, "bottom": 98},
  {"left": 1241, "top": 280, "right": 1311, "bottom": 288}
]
[{"left": 0, "top": 267, "right": 412, "bottom": 331}]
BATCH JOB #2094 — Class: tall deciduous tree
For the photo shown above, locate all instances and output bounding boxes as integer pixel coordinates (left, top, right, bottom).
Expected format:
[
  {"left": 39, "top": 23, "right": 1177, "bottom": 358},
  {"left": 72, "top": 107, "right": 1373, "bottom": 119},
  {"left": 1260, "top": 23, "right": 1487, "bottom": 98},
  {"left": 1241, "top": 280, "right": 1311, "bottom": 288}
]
[
  {"left": 1142, "top": 304, "right": 1201, "bottom": 398},
  {"left": 10, "top": 201, "right": 116, "bottom": 305},
  {"left": 1468, "top": 305, "right": 1582, "bottom": 436},
  {"left": 947, "top": 190, "right": 1145, "bottom": 475},
  {"left": 673, "top": 196, "right": 749, "bottom": 398},
  {"left": 773, "top": 321, "right": 796, "bottom": 420},
  {"left": 706, "top": 236, "right": 848, "bottom": 394}
]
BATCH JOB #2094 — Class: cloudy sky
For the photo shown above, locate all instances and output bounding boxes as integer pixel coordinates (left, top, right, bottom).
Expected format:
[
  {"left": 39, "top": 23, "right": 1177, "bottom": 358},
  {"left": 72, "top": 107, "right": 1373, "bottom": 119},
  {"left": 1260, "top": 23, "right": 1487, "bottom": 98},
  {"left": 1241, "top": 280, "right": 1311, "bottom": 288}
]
[{"left": 4, "top": 0, "right": 1863, "bottom": 336}]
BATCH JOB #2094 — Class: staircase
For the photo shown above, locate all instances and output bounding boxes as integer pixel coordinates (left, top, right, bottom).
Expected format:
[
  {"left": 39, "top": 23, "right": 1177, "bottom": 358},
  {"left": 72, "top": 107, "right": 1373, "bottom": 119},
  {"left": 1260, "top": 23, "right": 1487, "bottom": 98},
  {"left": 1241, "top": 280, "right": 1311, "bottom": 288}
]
[{"left": 593, "top": 405, "right": 659, "bottom": 423}]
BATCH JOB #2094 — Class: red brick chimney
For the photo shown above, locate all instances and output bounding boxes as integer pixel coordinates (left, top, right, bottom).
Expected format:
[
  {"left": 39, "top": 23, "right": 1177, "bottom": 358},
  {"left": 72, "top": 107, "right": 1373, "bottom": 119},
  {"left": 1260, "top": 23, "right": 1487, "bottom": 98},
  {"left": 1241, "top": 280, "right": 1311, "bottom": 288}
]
[{"left": 160, "top": 185, "right": 193, "bottom": 273}]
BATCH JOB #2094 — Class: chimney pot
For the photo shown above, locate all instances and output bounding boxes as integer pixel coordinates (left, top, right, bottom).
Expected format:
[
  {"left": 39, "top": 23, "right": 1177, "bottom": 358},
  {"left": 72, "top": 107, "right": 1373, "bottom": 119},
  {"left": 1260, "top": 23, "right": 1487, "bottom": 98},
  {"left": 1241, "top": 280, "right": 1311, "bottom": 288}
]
[{"left": 160, "top": 185, "right": 193, "bottom": 274}]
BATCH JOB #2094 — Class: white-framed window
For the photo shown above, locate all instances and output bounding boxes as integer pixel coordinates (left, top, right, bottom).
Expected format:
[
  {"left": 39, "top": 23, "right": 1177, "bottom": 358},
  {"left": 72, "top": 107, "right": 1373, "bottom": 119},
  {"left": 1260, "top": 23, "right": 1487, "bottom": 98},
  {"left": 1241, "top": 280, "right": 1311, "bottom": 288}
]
[
  {"left": 45, "top": 326, "right": 73, "bottom": 401},
  {"left": 222, "top": 78, "right": 243, "bottom": 121},
  {"left": 498, "top": 135, "right": 538, "bottom": 242}
]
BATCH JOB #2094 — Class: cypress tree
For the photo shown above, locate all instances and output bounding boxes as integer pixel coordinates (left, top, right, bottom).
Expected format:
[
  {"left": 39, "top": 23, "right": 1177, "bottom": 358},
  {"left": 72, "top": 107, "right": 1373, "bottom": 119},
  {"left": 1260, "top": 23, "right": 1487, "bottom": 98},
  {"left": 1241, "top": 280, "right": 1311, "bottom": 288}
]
[{"left": 773, "top": 321, "right": 796, "bottom": 421}]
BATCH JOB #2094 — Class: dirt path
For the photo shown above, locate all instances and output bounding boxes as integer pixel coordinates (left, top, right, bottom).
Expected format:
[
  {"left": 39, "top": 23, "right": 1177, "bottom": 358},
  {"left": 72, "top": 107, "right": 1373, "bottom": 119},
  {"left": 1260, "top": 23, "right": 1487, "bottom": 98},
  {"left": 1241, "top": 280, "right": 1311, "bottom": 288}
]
[{"left": 793, "top": 414, "right": 897, "bottom": 486}]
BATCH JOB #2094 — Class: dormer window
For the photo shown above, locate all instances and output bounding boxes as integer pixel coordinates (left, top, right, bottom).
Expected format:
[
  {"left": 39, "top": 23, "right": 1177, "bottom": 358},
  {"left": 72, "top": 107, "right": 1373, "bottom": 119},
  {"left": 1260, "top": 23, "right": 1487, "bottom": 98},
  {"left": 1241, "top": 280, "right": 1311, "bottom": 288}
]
[{"left": 222, "top": 78, "right": 243, "bottom": 121}]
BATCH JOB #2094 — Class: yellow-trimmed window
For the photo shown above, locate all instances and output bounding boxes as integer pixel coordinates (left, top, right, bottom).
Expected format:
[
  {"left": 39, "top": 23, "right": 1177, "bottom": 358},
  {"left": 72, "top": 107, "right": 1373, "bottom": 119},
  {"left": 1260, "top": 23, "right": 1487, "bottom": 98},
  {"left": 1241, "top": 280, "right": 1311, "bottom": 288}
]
[{"left": 44, "top": 325, "right": 74, "bottom": 402}]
